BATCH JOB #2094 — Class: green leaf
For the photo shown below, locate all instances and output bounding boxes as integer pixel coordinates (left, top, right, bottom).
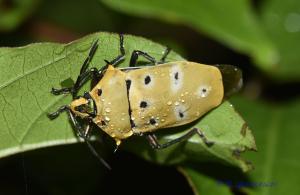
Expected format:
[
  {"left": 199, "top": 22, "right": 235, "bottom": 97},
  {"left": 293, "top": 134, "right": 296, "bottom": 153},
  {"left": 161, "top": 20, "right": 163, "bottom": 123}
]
[
  {"left": 260, "top": 0, "right": 300, "bottom": 80},
  {"left": 100, "top": 0, "right": 278, "bottom": 74},
  {"left": 0, "top": 32, "right": 255, "bottom": 172},
  {"left": 230, "top": 97, "right": 300, "bottom": 195},
  {"left": 0, "top": 0, "right": 40, "bottom": 31},
  {"left": 172, "top": 97, "right": 300, "bottom": 195},
  {"left": 0, "top": 32, "right": 182, "bottom": 158},
  {"left": 178, "top": 166, "right": 232, "bottom": 195}
]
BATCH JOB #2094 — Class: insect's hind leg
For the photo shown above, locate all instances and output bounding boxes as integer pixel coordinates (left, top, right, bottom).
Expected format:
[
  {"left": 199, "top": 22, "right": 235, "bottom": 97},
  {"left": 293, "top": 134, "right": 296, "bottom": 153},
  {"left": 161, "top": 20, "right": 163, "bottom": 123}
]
[
  {"left": 51, "top": 39, "right": 99, "bottom": 96},
  {"left": 146, "top": 128, "right": 214, "bottom": 149},
  {"left": 129, "top": 47, "right": 171, "bottom": 67}
]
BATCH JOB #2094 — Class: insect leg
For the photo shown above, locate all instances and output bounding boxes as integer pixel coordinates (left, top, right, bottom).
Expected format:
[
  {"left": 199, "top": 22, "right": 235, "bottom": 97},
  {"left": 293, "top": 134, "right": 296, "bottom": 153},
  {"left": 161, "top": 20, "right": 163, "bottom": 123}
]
[
  {"left": 158, "top": 47, "right": 171, "bottom": 64},
  {"left": 67, "top": 110, "right": 111, "bottom": 170},
  {"left": 106, "top": 34, "right": 125, "bottom": 66},
  {"left": 47, "top": 105, "right": 69, "bottom": 119},
  {"left": 129, "top": 50, "right": 157, "bottom": 67},
  {"left": 51, "top": 40, "right": 99, "bottom": 96},
  {"left": 146, "top": 128, "right": 214, "bottom": 149}
]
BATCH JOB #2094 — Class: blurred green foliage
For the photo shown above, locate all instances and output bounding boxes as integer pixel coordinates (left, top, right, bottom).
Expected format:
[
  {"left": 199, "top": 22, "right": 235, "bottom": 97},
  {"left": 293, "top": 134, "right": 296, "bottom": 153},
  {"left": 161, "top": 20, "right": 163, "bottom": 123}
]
[
  {"left": 0, "top": 0, "right": 40, "bottom": 31},
  {"left": 0, "top": 0, "right": 299, "bottom": 194}
]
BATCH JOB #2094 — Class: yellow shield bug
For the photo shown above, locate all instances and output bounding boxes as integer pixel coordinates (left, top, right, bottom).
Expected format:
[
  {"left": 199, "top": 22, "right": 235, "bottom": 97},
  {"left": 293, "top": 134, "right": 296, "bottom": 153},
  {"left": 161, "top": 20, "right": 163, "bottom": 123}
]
[{"left": 48, "top": 34, "right": 242, "bottom": 169}]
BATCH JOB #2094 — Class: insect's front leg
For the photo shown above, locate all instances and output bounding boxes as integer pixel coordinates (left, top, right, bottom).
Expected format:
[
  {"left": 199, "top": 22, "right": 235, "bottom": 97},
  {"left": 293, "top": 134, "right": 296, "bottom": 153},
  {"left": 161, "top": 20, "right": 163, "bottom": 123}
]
[
  {"left": 51, "top": 69, "right": 99, "bottom": 97},
  {"left": 146, "top": 128, "right": 214, "bottom": 149}
]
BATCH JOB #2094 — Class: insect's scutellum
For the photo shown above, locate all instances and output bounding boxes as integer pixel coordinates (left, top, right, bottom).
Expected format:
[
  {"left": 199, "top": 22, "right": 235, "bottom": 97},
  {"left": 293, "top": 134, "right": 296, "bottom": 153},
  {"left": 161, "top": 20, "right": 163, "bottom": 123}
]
[{"left": 48, "top": 34, "right": 242, "bottom": 169}]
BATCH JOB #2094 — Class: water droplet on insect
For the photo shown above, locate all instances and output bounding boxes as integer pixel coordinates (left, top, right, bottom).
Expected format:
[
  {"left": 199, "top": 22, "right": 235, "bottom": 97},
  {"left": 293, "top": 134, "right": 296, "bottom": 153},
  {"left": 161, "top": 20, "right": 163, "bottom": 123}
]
[
  {"left": 155, "top": 123, "right": 159, "bottom": 127},
  {"left": 108, "top": 102, "right": 112, "bottom": 105},
  {"left": 101, "top": 98, "right": 105, "bottom": 102},
  {"left": 121, "top": 118, "right": 125, "bottom": 121},
  {"left": 161, "top": 119, "right": 165, "bottom": 122},
  {"left": 175, "top": 101, "right": 179, "bottom": 106},
  {"left": 105, "top": 108, "right": 111, "bottom": 113},
  {"left": 181, "top": 93, "right": 184, "bottom": 97},
  {"left": 156, "top": 117, "right": 160, "bottom": 120},
  {"left": 167, "top": 101, "right": 172, "bottom": 105},
  {"left": 185, "top": 91, "right": 189, "bottom": 95},
  {"left": 131, "top": 116, "right": 135, "bottom": 120},
  {"left": 181, "top": 99, "right": 185, "bottom": 103},
  {"left": 104, "top": 116, "right": 110, "bottom": 122}
]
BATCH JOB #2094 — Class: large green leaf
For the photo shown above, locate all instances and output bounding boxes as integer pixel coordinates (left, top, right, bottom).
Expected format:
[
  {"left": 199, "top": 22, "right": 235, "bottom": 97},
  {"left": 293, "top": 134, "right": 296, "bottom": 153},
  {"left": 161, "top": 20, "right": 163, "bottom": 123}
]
[
  {"left": 232, "top": 97, "right": 300, "bottom": 195},
  {"left": 100, "top": 0, "right": 278, "bottom": 74},
  {"left": 174, "top": 97, "right": 300, "bottom": 195},
  {"left": 0, "top": 32, "right": 255, "bottom": 172}
]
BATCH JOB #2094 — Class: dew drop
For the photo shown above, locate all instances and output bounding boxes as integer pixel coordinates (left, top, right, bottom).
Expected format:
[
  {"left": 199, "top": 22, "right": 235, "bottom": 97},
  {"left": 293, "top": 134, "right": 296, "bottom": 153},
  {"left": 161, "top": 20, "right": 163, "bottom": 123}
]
[
  {"left": 175, "top": 101, "right": 179, "bottom": 106},
  {"left": 167, "top": 101, "right": 172, "bottom": 105},
  {"left": 104, "top": 116, "right": 110, "bottom": 122},
  {"left": 105, "top": 108, "right": 111, "bottom": 113}
]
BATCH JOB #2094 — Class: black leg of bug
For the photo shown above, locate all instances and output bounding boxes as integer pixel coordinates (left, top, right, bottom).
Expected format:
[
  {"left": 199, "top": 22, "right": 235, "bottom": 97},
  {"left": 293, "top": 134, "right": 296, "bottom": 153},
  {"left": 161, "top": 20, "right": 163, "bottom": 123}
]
[
  {"left": 129, "top": 46, "right": 171, "bottom": 67},
  {"left": 129, "top": 50, "right": 157, "bottom": 67},
  {"left": 105, "top": 34, "right": 125, "bottom": 66},
  {"left": 146, "top": 128, "right": 214, "bottom": 149},
  {"left": 67, "top": 110, "right": 111, "bottom": 170},
  {"left": 47, "top": 105, "right": 70, "bottom": 119}
]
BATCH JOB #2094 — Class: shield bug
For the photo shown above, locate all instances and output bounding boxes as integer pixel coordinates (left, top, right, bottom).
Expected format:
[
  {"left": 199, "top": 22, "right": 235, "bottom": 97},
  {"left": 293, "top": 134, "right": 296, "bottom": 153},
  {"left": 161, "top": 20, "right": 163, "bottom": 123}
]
[{"left": 48, "top": 34, "right": 242, "bottom": 168}]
